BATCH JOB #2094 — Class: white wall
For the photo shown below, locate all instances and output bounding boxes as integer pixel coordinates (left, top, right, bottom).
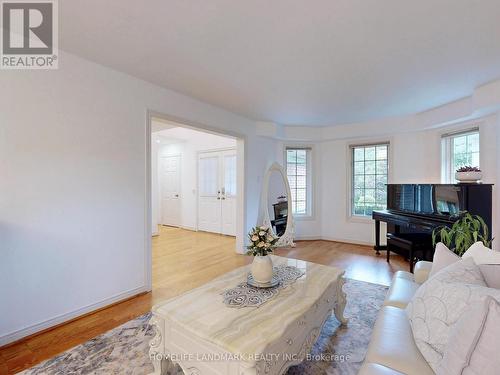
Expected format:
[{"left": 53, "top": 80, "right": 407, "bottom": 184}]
[
  {"left": 0, "top": 51, "right": 279, "bottom": 345},
  {"left": 152, "top": 127, "right": 236, "bottom": 231}
]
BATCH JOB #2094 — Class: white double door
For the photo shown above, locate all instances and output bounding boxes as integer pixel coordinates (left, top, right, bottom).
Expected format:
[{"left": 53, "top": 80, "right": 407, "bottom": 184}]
[{"left": 198, "top": 149, "right": 237, "bottom": 236}]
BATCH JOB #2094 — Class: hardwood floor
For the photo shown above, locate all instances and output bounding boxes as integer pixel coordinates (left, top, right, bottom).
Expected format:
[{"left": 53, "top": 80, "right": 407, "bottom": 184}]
[{"left": 0, "top": 226, "right": 406, "bottom": 374}]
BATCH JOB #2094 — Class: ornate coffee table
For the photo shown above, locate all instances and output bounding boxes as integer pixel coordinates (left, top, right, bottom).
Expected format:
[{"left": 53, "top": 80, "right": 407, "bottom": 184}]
[{"left": 149, "top": 256, "right": 347, "bottom": 375}]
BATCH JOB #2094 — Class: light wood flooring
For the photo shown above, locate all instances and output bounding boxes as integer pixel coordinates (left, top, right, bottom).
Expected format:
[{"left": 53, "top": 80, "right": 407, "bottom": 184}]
[{"left": 0, "top": 226, "right": 406, "bottom": 374}]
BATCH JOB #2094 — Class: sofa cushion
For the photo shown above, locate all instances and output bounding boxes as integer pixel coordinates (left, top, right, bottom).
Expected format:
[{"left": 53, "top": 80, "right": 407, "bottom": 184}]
[
  {"left": 365, "top": 306, "right": 434, "bottom": 375},
  {"left": 429, "top": 242, "right": 460, "bottom": 279},
  {"left": 406, "top": 258, "right": 487, "bottom": 372},
  {"left": 384, "top": 273, "right": 420, "bottom": 309},
  {"left": 358, "top": 363, "right": 406, "bottom": 375},
  {"left": 438, "top": 296, "right": 500, "bottom": 375},
  {"left": 462, "top": 242, "right": 500, "bottom": 288},
  {"left": 479, "top": 264, "right": 500, "bottom": 289}
]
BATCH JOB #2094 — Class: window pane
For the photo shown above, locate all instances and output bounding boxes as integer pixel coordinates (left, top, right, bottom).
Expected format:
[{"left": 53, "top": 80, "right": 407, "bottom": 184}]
[
  {"left": 295, "top": 201, "right": 306, "bottom": 214},
  {"left": 365, "top": 174, "right": 375, "bottom": 188},
  {"left": 471, "top": 152, "right": 479, "bottom": 167},
  {"left": 354, "top": 188, "right": 364, "bottom": 203},
  {"left": 296, "top": 175, "right": 306, "bottom": 188},
  {"left": 286, "top": 148, "right": 310, "bottom": 215},
  {"left": 354, "top": 161, "right": 364, "bottom": 174},
  {"left": 351, "top": 143, "right": 388, "bottom": 217},
  {"left": 376, "top": 146, "right": 387, "bottom": 160},
  {"left": 468, "top": 133, "right": 479, "bottom": 153},
  {"left": 296, "top": 164, "right": 306, "bottom": 176},
  {"left": 365, "top": 147, "right": 376, "bottom": 160},
  {"left": 376, "top": 160, "right": 387, "bottom": 174},
  {"left": 354, "top": 148, "right": 364, "bottom": 161},
  {"left": 287, "top": 150, "right": 297, "bottom": 163},
  {"left": 365, "top": 160, "right": 375, "bottom": 174},
  {"left": 454, "top": 135, "right": 467, "bottom": 154},
  {"left": 376, "top": 175, "right": 387, "bottom": 189},
  {"left": 354, "top": 175, "right": 364, "bottom": 189},
  {"left": 296, "top": 150, "right": 307, "bottom": 164},
  {"left": 296, "top": 188, "right": 306, "bottom": 201}
]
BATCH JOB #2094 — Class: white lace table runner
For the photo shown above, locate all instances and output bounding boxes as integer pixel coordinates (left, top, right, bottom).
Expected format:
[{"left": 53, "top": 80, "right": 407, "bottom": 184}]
[{"left": 222, "top": 265, "right": 305, "bottom": 308}]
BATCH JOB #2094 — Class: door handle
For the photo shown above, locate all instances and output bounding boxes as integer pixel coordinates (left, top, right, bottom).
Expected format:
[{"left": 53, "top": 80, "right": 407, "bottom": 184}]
[{"left": 174, "top": 194, "right": 179, "bottom": 198}]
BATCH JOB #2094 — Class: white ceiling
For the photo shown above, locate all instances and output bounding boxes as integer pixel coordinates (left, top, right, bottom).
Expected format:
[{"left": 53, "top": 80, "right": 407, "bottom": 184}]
[{"left": 60, "top": 1, "right": 500, "bottom": 127}]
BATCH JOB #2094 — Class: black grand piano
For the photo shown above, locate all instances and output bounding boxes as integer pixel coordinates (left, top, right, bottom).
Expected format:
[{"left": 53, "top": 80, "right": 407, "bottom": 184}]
[{"left": 372, "top": 184, "right": 493, "bottom": 272}]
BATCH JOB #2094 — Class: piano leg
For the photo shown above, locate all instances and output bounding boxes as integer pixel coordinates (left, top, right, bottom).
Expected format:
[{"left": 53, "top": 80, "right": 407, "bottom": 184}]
[{"left": 375, "top": 220, "right": 381, "bottom": 255}]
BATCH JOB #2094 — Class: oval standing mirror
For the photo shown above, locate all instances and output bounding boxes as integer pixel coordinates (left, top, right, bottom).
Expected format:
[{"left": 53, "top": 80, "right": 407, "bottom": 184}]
[{"left": 259, "top": 162, "right": 295, "bottom": 247}]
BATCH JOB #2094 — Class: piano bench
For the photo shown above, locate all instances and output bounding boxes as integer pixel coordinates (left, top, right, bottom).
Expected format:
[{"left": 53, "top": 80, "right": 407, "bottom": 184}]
[{"left": 386, "top": 233, "right": 432, "bottom": 273}]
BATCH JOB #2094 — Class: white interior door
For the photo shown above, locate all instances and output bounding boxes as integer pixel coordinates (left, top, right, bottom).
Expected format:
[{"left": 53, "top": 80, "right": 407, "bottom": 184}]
[
  {"left": 198, "top": 149, "right": 237, "bottom": 236},
  {"left": 198, "top": 152, "right": 222, "bottom": 233},
  {"left": 221, "top": 150, "right": 237, "bottom": 236},
  {"left": 160, "top": 155, "right": 181, "bottom": 227}
]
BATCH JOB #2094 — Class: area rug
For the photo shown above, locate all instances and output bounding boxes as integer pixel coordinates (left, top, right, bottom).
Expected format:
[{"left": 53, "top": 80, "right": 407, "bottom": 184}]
[{"left": 20, "top": 279, "right": 387, "bottom": 375}]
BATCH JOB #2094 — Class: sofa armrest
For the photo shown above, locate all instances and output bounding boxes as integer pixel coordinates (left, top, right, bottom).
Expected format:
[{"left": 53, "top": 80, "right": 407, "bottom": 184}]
[{"left": 413, "top": 261, "right": 433, "bottom": 284}]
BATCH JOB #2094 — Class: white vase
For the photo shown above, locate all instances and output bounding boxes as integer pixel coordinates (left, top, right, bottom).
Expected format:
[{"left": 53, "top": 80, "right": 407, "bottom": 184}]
[
  {"left": 251, "top": 255, "right": 273, "bottom": 283},
  {"left": 455, "top": 171, "right": 482, "bottom": 182}
]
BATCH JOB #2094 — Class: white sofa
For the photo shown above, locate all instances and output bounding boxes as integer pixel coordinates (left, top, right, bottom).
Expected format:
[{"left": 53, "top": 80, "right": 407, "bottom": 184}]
[
  {"left": 359, "top": 256, "right": 500, "bottom": 375},
  {"left": 358, "top": 261, "right": 435, "bottom": 375}
]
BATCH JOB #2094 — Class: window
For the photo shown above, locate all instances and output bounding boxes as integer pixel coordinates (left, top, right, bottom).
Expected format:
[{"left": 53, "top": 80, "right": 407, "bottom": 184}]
[
  {"left": 351, "top": 143, "right": 389, "bottom": 216},
  {"left": 441, "top": 129, "right": 479, "bottom": 183},
  {"left": 286, "top": 147, "right": 312, "bottom": 216}
]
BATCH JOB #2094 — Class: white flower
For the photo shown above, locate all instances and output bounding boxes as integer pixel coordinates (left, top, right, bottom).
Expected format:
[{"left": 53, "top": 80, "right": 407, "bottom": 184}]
[
  {"left": 251, "top": 235, "right": 259, "bottom": 242},
  {"left": 266, "top": 235, "right": 274, "bottom": 242},
  {"left": 257, "top": 241, "right": 265, "bottom": 248},
  {"left": 259, "top": 231, "right": 266, "bottom": 236},
  {"left": 264, "top": 243, "right": 270, "bottom": 248},
  {"left": 259, "top": 226, "right": 267, "bottom": 230}
]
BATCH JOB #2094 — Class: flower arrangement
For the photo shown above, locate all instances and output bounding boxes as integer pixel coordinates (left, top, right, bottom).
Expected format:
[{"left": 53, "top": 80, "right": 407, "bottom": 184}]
[
  {"left": 246, "top": 226, "right": 278, "bottom": 256},
  {"left": 456, "top": 166, "right": 481, "bottom": 172}
]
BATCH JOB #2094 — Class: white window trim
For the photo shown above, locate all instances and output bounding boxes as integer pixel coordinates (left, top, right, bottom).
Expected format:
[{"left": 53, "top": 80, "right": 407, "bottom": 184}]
[
  {"left": 347, "top": 140, "right": 392, "bottom": 222},
  {"left": 284, "top": 145, "right": 314, "bottom": 220},
  {"left": 441, "top": 127, "right": 480, "bottom": 183}
]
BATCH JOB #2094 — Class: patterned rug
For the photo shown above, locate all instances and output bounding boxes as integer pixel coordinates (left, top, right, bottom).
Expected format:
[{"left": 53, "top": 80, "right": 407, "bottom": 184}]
[{"left": 20, "top": 279, "right": 387, "bottom": 375}]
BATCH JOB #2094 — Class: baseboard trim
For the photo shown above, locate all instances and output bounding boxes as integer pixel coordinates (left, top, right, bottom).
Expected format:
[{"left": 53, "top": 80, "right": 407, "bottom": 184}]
[
  {"left": 316, "top": 236, "right": 374, "bottom": 247},
  {"left": 294, "top": 235, "right": 322, "bottom": 240},
  {"left": 0, "top": 285, "right": 147, "bottom": 347}
]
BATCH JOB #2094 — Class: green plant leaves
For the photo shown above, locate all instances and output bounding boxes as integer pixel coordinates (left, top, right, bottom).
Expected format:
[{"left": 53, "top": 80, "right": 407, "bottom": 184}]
[{"left": 432, "top": 212, "right": 491, "bottom": 256}]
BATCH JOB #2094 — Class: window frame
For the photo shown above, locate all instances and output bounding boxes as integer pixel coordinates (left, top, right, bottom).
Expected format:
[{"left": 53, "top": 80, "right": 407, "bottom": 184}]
[
  {"left": 349, "top": 142, "right": 390, "bottom": 219},
  {"left": 441, "top": 127, "right": 480, "bottom": 183},
  {"left": 284, "top": 146, "right": 313, "bottom": 219}
]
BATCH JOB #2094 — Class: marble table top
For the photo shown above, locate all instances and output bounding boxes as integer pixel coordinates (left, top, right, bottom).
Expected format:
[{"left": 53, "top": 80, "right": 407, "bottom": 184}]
[{"left": 153, "top": 255, "right": 344, "bottom": 357}]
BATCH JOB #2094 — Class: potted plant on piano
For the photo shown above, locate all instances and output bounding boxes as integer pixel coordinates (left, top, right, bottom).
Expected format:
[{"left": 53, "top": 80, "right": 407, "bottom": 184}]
[
  {"left": 246, "top": 226, "right": 278, "bottom": 283},
  {"left": 455, "top": 166, "right": 482, "bottom": 183},
  {"left": 432, "top": 212, "right": 492, "bottom": 256}
]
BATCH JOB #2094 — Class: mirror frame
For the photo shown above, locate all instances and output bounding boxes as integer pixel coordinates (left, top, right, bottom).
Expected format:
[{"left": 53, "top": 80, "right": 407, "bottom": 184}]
[{"left": 259, "top": 162, "right": 296, "bottom": 247}]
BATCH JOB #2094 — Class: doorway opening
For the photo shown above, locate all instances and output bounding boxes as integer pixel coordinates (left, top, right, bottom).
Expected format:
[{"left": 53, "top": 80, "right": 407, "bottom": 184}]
[{"left": 147, "top": 113, "right": 246, "bottom": 296}]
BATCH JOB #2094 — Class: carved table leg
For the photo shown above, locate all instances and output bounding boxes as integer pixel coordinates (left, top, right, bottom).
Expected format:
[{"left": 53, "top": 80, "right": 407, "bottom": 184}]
[
  {"left": 149, "top": 315, "right": 166, "bottom": 375},
  {"left": 334, "top": 276, "right": 348, "bottom": 325}
]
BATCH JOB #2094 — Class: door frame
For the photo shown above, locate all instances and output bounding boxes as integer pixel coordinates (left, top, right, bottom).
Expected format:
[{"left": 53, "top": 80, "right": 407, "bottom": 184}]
[
  {"left": 145, "top": 110, "right": 246, "bottom": 291},
  {"left": 159, "top": 153, "right": 182, "bottom": 227},
  {"left": 196, "top": 147, "right": 236, "bottom": 234}
]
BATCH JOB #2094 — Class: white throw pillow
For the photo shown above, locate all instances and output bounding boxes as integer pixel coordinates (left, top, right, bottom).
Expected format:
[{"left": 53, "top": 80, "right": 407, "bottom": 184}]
[
  {"left": 438, "top": 296, "right": 500, "bottom": 375},
  {"left": 463, "top": 241, "right": 500, "bottom": 265},
  {"left": 406, "top": 258, "right": 487, "bottom": 371},
  {"left": 429, "top": 242, "right": 461, "bottom": 279}
]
